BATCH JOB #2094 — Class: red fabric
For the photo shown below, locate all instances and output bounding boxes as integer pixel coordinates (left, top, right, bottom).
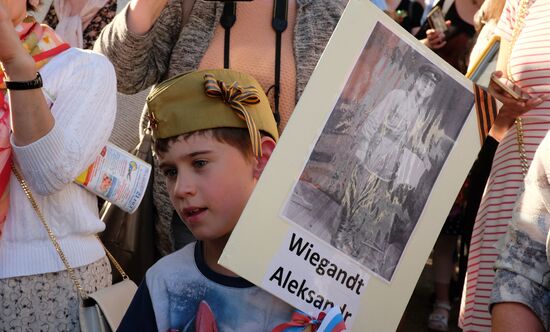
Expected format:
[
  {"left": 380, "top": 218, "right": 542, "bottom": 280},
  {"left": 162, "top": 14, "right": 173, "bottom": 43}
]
[{"left": 272, "top": 311, "right": 322, "bottom": 332}]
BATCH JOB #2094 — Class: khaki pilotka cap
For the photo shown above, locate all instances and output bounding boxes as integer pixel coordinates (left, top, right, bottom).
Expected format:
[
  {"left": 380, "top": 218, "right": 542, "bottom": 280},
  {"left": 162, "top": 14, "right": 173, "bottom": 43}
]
[
  {"left": 146, "top": 69, "right": 279, "bottom": 158},
  {"left": 418, "top": 63, "right": 442, "bottom": 83}
]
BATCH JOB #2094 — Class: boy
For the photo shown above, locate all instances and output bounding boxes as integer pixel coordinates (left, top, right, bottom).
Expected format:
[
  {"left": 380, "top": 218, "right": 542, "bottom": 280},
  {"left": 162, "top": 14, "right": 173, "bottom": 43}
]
[{"left": 118, "top": 69, "right": 293, "bottom": 331}]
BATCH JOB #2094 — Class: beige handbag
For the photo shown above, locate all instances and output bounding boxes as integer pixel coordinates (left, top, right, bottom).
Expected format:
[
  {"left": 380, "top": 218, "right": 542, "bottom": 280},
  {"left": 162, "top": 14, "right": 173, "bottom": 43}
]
[
  {"left": 12, "top": 164, "right": 137, "bottom": 332},
  {"left": 79, "top": 278, "right": 137, "bottom": 332}
]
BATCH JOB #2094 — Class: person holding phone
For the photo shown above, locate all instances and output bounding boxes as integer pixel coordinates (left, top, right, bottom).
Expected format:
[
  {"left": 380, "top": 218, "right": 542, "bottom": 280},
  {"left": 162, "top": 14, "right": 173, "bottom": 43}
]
[
  {"left": 460, "top": 0, "right": 550, "bottom": 330},
  {"left": 415, "top": 0, "right": 479, "bottom": 73},
  {"left": 427, "top": 6, "right": 448, "bottom": 34},
  {"left": 94, "top": 0, "right": 345, "bottom": 259}
]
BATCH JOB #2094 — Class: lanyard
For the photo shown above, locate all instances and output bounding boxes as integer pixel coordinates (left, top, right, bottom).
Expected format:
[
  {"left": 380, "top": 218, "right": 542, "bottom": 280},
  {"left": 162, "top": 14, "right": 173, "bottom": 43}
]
[{"left": 220, "top": 0, "right": 288, "bottom": 125}]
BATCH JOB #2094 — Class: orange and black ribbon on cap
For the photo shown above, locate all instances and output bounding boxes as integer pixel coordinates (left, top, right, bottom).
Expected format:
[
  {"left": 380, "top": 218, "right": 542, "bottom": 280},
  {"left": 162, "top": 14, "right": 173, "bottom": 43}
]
[{"left": 204, "top": 73, "right": 263, "bottom": 158}]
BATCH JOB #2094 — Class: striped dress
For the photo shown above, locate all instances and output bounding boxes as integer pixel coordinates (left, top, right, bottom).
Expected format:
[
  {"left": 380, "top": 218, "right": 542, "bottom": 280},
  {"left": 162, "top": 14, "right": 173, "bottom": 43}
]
[{"left": 460, "top": 0, "right": 550, "bottom": 330}]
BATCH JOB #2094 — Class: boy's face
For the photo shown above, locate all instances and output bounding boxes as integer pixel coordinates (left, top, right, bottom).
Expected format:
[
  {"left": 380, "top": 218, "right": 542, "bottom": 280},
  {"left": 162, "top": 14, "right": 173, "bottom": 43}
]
[{"left": 158, "top": 132, "right": 259, "bottom": 242}]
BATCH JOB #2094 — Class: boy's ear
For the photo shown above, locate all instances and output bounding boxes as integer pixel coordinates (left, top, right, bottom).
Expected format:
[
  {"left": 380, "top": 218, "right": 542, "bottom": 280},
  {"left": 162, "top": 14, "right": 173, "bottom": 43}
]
[{"left": 253, "top": 136, "right": 276, "bottom": 179}]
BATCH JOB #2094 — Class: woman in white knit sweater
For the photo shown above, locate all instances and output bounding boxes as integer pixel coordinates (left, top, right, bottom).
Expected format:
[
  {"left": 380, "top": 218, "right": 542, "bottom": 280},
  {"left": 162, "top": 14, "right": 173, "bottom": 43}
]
[{"left": 0, "top": 0, "right": 116, "bottom": 329}]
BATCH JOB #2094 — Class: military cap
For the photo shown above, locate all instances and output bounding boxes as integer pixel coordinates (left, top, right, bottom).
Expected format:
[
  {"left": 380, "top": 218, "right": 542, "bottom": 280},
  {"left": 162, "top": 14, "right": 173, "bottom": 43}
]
[
  {"left": 418, "top": 63, "right": 443, "bottom": 83},
  {"left": 147, "top": 69, "right": 279, "bottom": 158}
]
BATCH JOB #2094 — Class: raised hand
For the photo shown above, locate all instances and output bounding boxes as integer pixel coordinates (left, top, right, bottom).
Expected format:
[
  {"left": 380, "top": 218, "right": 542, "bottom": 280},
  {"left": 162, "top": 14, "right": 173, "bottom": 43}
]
[
  {"left": 0, "top": 1, "right": 34, "bottom": 77},
  {"left": 0, "top": 0, "right": 53, "bottom": 147}
]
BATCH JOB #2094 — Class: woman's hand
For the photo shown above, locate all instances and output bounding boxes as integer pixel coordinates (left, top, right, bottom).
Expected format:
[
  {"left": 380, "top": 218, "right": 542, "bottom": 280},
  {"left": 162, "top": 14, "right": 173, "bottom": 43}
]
[
  {"left": 0, "top": 0, "right": 9, "bottom": 22},
  {"left": 0, "top": 2, "right": 53, "bottom": 146},
  {"left": 422, "top": 20, "right": 451, "bottom": 50},
  {"left": 488, "top": 71, "right": 545, "bottom": 111},
  {"left": 0, "top": 1, "right": 21, "bottom": 63},
  {"left": 0, "top": 2, "right": 35, "bottom": 79}
]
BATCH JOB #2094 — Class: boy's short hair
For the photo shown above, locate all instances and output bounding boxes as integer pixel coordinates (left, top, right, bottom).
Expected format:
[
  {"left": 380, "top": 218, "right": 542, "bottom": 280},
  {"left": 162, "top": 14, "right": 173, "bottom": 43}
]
[
  {"left": 147, "top": 69, "right": 278, "bottom": 158},
  {"left": 154, "top": 127, "right": 254, "bottom": 160}
]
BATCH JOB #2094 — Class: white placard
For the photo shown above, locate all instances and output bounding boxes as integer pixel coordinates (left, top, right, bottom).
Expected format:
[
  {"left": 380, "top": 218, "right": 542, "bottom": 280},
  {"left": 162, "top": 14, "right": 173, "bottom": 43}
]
[
  {"left": 262, "top": 228, "right": 368, "bottom": 328},
  {"left": 220, "top": 0, "right": 480, "bottom": 330}
]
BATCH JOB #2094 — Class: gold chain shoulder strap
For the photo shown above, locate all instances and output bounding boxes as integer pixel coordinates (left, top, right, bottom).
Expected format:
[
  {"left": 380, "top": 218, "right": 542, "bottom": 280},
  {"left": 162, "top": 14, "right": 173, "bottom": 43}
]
[
  {"left": 11, "top": 163, "right": 129, "bottom": 299},
  {"left": 508, "top": 0, "right": 531, "bottom": 177}
]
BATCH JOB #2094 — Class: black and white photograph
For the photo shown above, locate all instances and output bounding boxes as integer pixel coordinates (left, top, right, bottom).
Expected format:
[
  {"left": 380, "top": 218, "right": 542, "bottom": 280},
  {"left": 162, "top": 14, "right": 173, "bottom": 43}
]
[{"left": 281, "top": 22, "right": 475, "bottom": 282}]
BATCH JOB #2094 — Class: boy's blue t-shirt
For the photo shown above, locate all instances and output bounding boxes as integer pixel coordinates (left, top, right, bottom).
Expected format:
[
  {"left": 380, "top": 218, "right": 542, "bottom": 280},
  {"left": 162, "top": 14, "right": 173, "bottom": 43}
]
[{"left": 118, "top": 241, "right": 293, "bottom": 331}]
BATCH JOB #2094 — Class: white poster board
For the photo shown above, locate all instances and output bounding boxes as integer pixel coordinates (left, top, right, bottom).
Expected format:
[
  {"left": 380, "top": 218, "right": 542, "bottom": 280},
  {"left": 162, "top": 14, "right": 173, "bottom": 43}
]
[{"left": 220, "top": 1, "right": 480, "bottom": 330}]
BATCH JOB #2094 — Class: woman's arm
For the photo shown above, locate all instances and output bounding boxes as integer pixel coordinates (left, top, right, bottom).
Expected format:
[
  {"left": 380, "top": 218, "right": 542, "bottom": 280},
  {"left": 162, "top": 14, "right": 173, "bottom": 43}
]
[
  {"left": 126, "top": 0, "right": 170, "bottom": 35},
  {"left": 488, "top": 104, "right": 529, "bottom": 142},
  {"left": 93, "top": 0, "right": 188, "bottom": 94},
  {"left": 12, "top": 52, "right": 117, "bottom": 195},
  {"left": 492, "top": 303, "right": 544, "bottom": 332},
  {"left": 0, "top": 4, "right": 54, "bottom": 146}
]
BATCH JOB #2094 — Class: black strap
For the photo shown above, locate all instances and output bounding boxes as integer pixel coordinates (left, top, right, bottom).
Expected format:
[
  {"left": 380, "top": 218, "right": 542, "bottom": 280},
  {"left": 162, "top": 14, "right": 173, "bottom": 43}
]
[
  {"left": 220, "top": 0, "right": 288, "bottom": 125},
  {"left": 220, "top": 2, "right": 237, "bottom": 69},
  {"left": 5, "top": 72, "right": 43, "bottom": 90},
  {"left": 271, "top": 0, "right": 288, "bottom": 125}
]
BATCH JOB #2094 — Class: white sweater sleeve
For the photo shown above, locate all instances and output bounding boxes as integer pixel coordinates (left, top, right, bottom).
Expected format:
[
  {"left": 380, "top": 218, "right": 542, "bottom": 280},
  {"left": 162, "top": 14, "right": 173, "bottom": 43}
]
[{"left": 11, "top": 49, "right": 117, "bottom": 195}]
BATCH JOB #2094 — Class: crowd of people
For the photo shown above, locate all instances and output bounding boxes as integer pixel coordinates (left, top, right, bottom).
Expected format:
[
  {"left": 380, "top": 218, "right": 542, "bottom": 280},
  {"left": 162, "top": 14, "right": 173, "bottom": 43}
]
[{"left": 0, "top": 0, "right": 549, "bottom": 331}]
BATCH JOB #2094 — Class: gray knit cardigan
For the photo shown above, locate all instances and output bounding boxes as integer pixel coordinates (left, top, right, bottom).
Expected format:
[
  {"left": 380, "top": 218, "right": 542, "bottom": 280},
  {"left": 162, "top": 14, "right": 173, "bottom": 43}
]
[{"left": 95, "top": 0, "right": 345, "bottom": 256}]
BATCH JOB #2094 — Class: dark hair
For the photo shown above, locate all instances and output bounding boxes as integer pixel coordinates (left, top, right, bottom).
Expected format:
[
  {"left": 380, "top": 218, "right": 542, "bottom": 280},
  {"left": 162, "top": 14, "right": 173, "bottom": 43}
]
[{"left": 154, "top": 128, "right": 254, "bottom": 160}]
